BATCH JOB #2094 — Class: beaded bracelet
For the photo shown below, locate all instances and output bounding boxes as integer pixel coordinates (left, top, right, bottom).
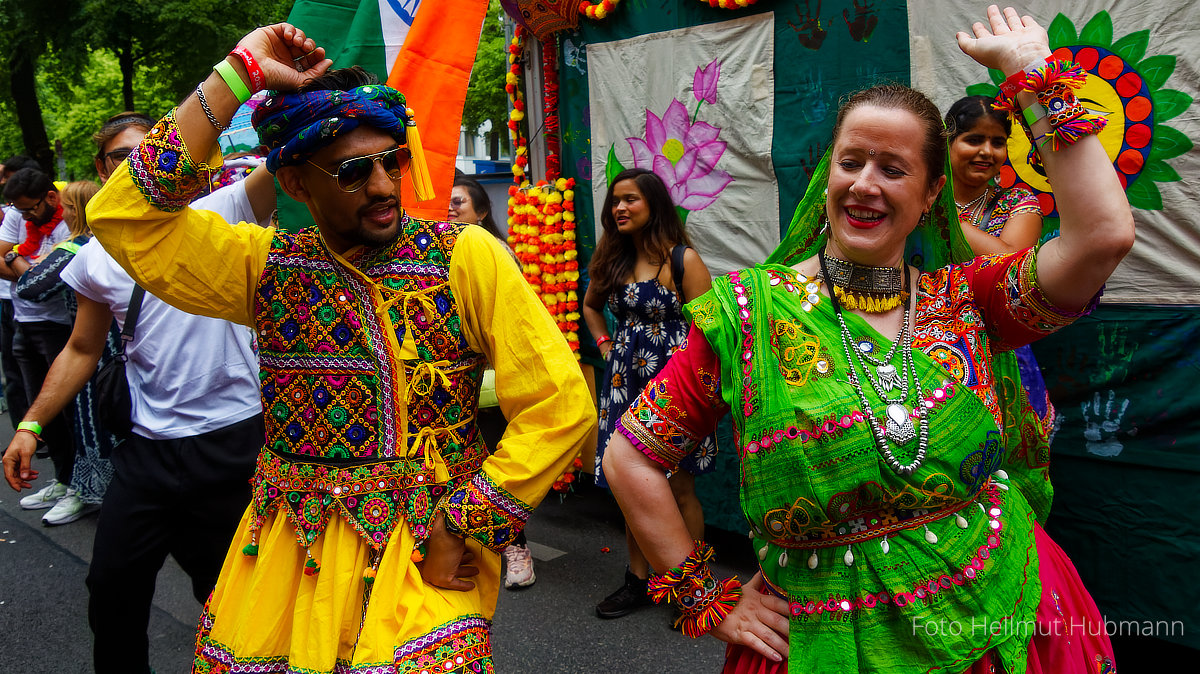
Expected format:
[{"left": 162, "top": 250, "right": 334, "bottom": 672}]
[
  {"left": 648, "top": 541, "right": 742, "bottom": 638},
  {"left": 230, "top": 46, "right": 265, "bottom": 92},
  {"left": 993, "top": 59, "right": 1106, "bottom": 168},
  {"left": 194, "top": 84, "right": 229, "bottom": 131}
]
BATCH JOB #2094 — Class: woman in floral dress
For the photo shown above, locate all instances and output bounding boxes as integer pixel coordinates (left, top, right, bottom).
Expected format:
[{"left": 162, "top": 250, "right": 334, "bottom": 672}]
[{"left": 584, "top": 167, "right": 717, "bottom": 619}]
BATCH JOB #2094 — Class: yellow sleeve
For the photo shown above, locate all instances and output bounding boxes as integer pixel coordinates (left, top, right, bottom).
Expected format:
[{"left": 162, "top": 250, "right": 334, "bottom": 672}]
[
  {"left": 437, "top": 225, "right": 596, "bottom": 550},
  {"left": 86, "top": 110, "right": 273, "bottom": 326}
]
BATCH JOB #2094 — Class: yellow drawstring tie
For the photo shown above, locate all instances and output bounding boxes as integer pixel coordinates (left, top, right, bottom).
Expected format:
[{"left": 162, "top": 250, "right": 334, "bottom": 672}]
[
  {"left": 410, "top": 360, "right": 454, "bottom": 397},
  {"left": 407, "top": 418, "right": 474, "bottom": 476}
]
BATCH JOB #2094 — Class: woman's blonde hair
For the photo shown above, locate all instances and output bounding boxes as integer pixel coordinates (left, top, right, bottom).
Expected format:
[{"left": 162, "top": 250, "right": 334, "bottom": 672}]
[{"left": 61, "top": 180, "right": 101, "bottom": 237}]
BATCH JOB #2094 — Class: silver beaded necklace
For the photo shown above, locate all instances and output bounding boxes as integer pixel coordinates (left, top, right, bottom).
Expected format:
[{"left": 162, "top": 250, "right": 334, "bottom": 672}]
[
  {"left": 954, "top": 184, "right": 992, "bottom": 225},
  {"left": 819, "top": 250, "right": 929, "bottom": 476}
]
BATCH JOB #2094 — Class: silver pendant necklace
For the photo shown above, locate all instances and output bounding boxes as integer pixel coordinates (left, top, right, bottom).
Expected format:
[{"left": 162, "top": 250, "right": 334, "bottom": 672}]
[{"left": 819, "top": 249, "right": 929, "bottom": 475}]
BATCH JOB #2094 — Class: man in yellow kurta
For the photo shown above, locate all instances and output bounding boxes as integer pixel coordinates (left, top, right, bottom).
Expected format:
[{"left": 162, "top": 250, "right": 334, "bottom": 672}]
[{"left": 86, "top": 24, "right": 594, "bottom": 673}]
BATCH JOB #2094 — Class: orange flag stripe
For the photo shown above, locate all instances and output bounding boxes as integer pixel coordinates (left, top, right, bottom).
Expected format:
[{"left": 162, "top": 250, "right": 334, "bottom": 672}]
[{"left": 388, "top": 0, "right": 490, "bottom": 220}]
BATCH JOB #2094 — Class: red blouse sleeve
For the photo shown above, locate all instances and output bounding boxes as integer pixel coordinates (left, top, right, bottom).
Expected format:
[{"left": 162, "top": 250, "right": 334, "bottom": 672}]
[
  {"left": 965, "top": 247, "right": 1100, "bottom": 352},
  {"left": 615, "top": 323, "right": 729, "bottom": 471}
]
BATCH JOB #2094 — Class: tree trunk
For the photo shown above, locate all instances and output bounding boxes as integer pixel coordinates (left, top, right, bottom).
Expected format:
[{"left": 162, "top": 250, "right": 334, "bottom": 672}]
[
  {"left": 119, "top": 42, "right": 135, "bottom": 112},
  {"left": 8, "top": 49, "right": 53, "bottom": 175}
]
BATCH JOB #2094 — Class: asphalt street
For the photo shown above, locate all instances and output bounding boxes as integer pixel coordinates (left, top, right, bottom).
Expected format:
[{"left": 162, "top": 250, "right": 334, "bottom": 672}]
[{"left": 0, "top": 415, "right": 754, "bottom": 674}]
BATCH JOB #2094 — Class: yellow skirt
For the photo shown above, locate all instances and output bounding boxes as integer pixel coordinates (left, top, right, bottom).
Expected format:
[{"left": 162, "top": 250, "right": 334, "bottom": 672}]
[{"left": 193, "top": 507, "right": 499, "bottom": 673}]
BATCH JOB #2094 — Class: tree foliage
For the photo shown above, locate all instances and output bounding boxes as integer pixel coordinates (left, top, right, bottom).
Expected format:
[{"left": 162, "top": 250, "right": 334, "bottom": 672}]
[
  {"left": 461, "top": 0, "right": 509, "bottom": 157},
  {"left": 0, "top": 0, "right": 292, "bottom": 178}
]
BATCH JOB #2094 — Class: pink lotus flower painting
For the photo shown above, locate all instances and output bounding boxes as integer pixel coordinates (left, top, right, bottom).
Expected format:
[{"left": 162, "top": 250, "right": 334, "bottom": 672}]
[{"left": 608, "top": 58, "right": 732, "bottom": 220}]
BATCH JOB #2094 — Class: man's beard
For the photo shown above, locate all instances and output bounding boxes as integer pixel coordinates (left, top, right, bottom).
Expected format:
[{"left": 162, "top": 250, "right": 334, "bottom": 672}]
[{"left": 351, "top": 223, "right": 402, "bottom": 249}]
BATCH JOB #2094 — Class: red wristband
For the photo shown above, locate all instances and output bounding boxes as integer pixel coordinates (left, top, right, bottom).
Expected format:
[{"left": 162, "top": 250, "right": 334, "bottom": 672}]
[
  {"left": 595, "top": 335, "right": 612, "bottom": 347},
  {"left": 230, "top": 46, "right": 265, "bottom": 92}
]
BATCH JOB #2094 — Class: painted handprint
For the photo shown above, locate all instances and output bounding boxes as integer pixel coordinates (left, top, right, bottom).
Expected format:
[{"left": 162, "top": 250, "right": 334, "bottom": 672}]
[
  {"left": 1081, "top": 390, "right": 1130, "bottom": 457},
  {"left": 798, "top": 70, "right": 832, "bottom": 124},
  {"left": 843, "top": 0, "right": 879, "bottom": 43},
  {"left": 1092, "top": 323, "right": 1138, "bottom": 388},
  {"left": 788, "top": 0, "right": 828, "bottom": 51}
]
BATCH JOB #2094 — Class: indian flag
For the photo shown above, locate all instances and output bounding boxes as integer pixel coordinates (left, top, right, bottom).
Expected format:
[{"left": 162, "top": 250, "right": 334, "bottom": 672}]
[{"left": 285, "top": 0, "right": 489, "bottom": 219}]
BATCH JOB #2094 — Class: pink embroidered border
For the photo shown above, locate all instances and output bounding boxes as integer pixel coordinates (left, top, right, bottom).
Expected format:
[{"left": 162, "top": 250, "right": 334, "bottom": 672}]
[{"left": 766, "top": 483, "right": 1007, "bottom": 618}]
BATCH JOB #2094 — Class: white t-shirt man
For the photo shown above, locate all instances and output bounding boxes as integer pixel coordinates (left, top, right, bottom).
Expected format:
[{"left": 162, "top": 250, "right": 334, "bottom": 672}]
[
  {"left": 0, "top": 207, "right": 72, "bottom": 323},
  {"left": 60, "top": 183, "right": 262, "bottom": 440}
]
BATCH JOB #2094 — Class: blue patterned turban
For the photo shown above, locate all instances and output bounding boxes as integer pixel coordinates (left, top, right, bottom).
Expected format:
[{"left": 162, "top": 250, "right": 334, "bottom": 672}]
[{"left": 253, "top": 85, "right": 411, "bottom": 173}]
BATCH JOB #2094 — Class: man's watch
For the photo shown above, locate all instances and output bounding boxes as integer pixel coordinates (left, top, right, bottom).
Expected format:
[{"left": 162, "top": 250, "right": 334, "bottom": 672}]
[{"left": 4, "top": 249, "right": 19, "bottom": 264}]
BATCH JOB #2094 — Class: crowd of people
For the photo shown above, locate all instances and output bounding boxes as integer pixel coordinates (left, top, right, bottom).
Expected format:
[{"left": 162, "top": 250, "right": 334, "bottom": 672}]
[{"left": 1, "top": 5, "right": 1133, "bottom": 673}]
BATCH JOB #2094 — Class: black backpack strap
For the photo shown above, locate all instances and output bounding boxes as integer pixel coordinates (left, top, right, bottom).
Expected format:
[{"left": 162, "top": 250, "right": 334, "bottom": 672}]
[
  {"left": 670, "top": 244, "right": 688, "bottom": 306},
  {"left": 119, "top": 285, "right": 146, "bottom": 360}
]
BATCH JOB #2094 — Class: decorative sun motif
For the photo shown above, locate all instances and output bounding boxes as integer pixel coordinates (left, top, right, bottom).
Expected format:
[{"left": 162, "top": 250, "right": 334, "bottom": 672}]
[{"left": 967, "top": 11, "right": 1193, "bottom": 217}]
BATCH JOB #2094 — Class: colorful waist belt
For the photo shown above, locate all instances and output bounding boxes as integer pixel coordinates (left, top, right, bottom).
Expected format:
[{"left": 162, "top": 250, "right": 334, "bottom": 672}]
[{"left": 248, "top": 447, "right": 446, "bottom": 553}]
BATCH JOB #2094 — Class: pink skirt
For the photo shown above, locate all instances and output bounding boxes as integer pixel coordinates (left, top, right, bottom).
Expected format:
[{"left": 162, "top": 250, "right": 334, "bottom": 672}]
[{"left": 723, "top": 524, "right": 1117, "bottom": 674}]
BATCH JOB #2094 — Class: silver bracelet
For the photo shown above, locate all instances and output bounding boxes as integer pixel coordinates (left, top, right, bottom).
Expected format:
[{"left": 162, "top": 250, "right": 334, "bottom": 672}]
[{"left": 194, "top": 84, "right": 229, "bottom": 131}]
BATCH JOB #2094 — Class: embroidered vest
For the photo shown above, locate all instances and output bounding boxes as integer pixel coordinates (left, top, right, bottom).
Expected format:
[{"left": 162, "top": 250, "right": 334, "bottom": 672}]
[{"left": 248, "top": 216, "right": 487, "bottom": 556}]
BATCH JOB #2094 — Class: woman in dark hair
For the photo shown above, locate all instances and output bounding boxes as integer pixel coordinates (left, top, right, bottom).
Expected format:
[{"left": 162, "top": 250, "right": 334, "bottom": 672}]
[
  {"left": 945, "top": 95, "right": 1043, "bottom": 255},
  {"left": 449, "top": 176, "right": 506, "bottom": 242},
  {"left": 583, "top": 167, "right": 716, "bottom": 620},
  {"left": 602, "top": 8, "right": 1130, "bottom": 671},
  {"left": 946, "top": 95, "right": 1052, "bottom": 427}
]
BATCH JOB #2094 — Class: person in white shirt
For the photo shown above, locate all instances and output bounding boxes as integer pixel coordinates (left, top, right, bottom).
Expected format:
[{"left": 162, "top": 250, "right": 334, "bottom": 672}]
[
  {"left": 1, "top": 168, "right": 77, "bottom": 501},
  {"left": 1, "top": 110, "right": 274, "bottom": 674},
  {"left": 0, "top": 155, "right": 42, "bottom": 428}
]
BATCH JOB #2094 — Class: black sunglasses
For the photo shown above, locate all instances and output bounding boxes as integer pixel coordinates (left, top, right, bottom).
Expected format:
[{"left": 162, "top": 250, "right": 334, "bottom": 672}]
[
  {"left": 103, "top": 148, "right": 135, "bottom": 166},
  {"left": 11, "top": 194, "right": 47, "bottom": 217},
  {"left": 307, "top": 147, "right": 412, "bottom": 193}
]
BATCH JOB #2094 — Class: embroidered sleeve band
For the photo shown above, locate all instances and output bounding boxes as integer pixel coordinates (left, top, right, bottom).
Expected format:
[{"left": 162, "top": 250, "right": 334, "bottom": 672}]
[
  {"left": 127, "top": 109, "right": 220, "bottom": 212},
  {"left": 435, "top": 471, "right": 532, "bottom": 551},
  {"left": 1004, "top": 247, "right": 1100, "bottom": 336},
  {"left": 647, "top": 541, "right": 742, "bottom": 638}
]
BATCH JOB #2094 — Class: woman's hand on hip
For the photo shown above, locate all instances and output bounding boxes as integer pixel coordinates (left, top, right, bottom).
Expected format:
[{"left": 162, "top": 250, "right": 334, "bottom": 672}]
[{"left": 709, "top": 572, "right": 791, "bottom": 662}]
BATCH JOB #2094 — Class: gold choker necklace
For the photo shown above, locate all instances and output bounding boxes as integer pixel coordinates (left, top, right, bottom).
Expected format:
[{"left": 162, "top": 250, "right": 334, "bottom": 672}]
[{"left": 820, "top": 252, "right": 907, "bottom": 314}]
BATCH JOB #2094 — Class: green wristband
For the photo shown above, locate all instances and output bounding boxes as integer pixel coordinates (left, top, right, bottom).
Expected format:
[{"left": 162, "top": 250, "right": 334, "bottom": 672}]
[
  {"left": 1022, "top": 101, "right": 1048, "bottom": 127},
  {"left": 213, "top": 59, "right": 252, "bottom": 104},
  {"left": 17, "top": 420, "right": 42, "bottom": 436}
]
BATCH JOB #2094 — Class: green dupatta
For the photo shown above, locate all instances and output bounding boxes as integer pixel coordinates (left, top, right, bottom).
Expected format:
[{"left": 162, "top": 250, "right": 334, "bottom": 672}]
[
  {"left": 680, "top": 148, "right": 1055, "bottom": 672},
  {"left": 767, "top": 150, "right": 1054, "bottom": 521}
]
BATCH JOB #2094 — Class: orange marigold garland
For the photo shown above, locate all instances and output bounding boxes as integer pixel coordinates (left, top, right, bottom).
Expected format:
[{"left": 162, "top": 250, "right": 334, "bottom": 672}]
[
  {"left": 578, "top": 0, "right": 620, "bottom": 20},
  {"left": 505, "top": 28, "right": 582, "bottom": 491},
  {"left": 699, "top": 0, "right": 759, "bottom": 8},
  {"left": 506, "top": 27, "right": 530, "bottom": 187}
]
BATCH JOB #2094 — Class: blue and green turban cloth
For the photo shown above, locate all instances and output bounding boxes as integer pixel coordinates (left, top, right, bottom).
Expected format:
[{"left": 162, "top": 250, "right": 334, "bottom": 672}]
[{"left": 252, "top": 85, "right": 410, "bottom": 173}]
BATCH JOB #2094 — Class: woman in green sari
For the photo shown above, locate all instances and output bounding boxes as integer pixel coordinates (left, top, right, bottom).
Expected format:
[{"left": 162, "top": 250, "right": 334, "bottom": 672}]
[{"left": 604, "top": 6, "right": 1132, "bottom": 673}]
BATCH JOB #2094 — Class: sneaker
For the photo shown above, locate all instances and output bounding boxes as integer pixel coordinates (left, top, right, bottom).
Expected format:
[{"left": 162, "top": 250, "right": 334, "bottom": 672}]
[
  {"left": 595, "top": 568, "right": 651, "bottom": 619},
  {"left": 41, "top": 489, "right": 100, "bottom": 526},
  {"left": 19, "top": 480, "right": 67, "bottom": 510},
  {"left": 503, "top": 544, "right": 536, "bottom": 589}
]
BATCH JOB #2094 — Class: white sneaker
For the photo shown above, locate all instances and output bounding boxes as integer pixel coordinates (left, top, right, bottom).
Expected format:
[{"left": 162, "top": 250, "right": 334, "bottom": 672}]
[
  {"left": 41, "top": 489, "right": 100, "bottom": 526},
  {"left": 19, "top": 480, "right": 67, "bottom": 510},
  {"left": 503, "top": 543, "right": 536, "bottom": 589}
]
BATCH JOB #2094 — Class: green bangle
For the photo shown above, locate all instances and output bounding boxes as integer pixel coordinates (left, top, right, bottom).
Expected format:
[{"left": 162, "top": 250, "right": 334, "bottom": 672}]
[
  {"left": 17, "top": 420, "right": 42, "bottom": 436},
  {"left": 1022, "top": 101, "right": 1048, "bottom": 127},
  {"left": 213, "top": 59, "right": 252, "bottom": 104}
]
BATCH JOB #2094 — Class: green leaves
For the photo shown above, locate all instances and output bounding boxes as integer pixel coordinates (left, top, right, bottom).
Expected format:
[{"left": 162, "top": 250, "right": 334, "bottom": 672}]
[
  {"left": 1149, "top": 125, "right": 1192, "bottom": 161},
  {"left": 1138, "top": 54, "right": 1177, "bottom": 91},
  {"left": 1141, "top": 159, "right": 1181, "bottom": 183},
  {"left": 1079, "top": 11, "right": 1113, "bottom": 46},
  {"left": 1047, "top": 13, "right": 1077, "bottom": 48},
  {"left": 605, "top": 145, "right": 626, "bottom": 188},
  {"left": 1125, "top": 176, "right": 1163, "bottom": 210},
  {"left": 1152, "top": 89, "right": 1193, "bottom": 123},
  {"left": 965, "top": 83, "right": 1000, "bottom": 98},
  {"left": 1112, "top": 30, "right": 1150, "bottom": 63}
]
